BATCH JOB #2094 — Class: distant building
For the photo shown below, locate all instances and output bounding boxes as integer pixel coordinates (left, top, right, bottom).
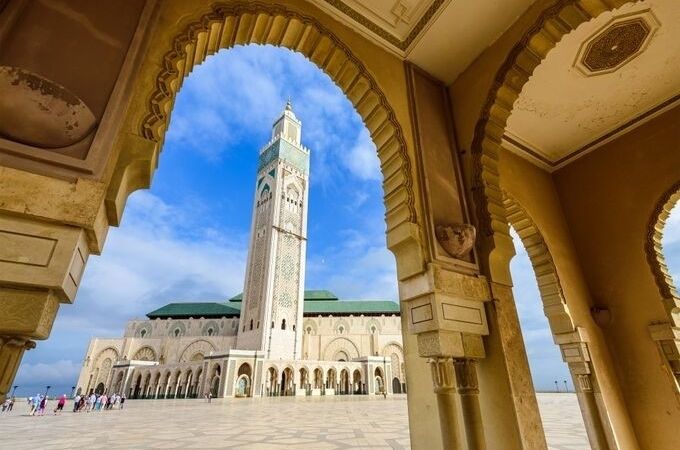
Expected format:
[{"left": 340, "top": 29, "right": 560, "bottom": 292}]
[{"left": 76, "top": 103, "right": 405, "bottom": 398}]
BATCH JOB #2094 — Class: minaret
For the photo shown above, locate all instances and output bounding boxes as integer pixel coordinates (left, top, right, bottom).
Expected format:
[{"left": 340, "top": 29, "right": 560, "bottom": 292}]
[{"left": 236, "top": 101, "right": 309, "bottom": 360}]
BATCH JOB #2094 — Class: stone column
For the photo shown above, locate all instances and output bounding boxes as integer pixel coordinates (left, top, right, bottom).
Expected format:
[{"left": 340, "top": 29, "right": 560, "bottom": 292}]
[
  {"left": 428, "top": 357, "right": 463, "bottom": 450},
  {"left": 557, "top": 328, "right": 614, "bottom": 450},
  {"left": 0, "top": 213, "right": 90, "bottom": 402},
  {"left": 0, "top": 336, "right": 36, "bottom": 401},
  {"left": 453, "top": 359, "right": 485, "bottom": 450},
  {"left": 401, "top": 265, "right": 490, "bottom": 450}
]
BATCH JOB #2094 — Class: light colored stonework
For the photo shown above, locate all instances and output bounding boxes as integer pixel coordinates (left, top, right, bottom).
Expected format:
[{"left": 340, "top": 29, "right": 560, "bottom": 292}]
[{"left": 0, "top": 394, "right": 587, "bottom": 450}]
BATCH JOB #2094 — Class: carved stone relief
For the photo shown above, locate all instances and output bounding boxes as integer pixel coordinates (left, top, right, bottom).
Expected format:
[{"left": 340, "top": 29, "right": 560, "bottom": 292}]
[{"left": 435, "top": 223, "right": 476, "bottom": 258}]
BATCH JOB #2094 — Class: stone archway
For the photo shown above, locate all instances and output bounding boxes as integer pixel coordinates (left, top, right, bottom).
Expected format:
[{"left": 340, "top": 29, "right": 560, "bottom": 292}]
[
  {"left": 646, "top": 181, "right": 680, "bottom": 315},
  {"left": 108, "top": 2, "right": 418, "bottom": 251},
  {"left": 646, "top": 181, "right": 680, "bottom": 389},
  {"left": 464, "top": 3, "right": 638, "bottom": 448},
  {"left": 470, "top": 0, "right": 638, "bottom": 265},
  {"left": 503, "top": 192, "right": 612, "bottom": 448}
]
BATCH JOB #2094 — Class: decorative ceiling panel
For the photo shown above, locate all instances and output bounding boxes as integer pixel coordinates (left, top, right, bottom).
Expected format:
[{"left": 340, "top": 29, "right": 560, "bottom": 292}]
[{"left": 503, "top": 0, "right": 680, "bottom": 171}]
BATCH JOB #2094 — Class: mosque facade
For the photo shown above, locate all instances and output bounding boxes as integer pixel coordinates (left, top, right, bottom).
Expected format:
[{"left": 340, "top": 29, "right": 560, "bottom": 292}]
[{"left": 75, "top": 104, "right": 405, "bottom": 399}]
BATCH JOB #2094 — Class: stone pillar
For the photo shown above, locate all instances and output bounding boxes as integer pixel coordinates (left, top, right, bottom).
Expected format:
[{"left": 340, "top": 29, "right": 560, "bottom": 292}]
[
  {"left": 428, "top": 357, "right": 463, "bottom": 450},
  {"left": 557, "top": 328, "right": 616, "bottom": 450},
  {"left": 401, "top": 265, "right": 490, "bottom": 450},
  {"left": 0, "top": 213, "right": 90, "bottom": 402},
  {"left": 453, "top": 359, "right": 485, "bottom": 450}
]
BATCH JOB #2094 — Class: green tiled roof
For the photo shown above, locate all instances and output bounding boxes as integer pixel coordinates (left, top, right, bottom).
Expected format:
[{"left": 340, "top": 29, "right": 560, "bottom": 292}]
[
  {"left": 147, "top": 302, "right": 240, "bottom": 319},
  {"left": 149, "top": 291, "right": 399, "bottom": 319},
  {"left": 303, "top": 300, "right": 399, "bottom": 316}
]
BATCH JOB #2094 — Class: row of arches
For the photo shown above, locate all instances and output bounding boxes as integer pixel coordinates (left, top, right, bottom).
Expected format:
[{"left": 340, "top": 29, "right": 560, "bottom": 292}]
[{"left": 122, "top": 365, "right": 206, "bottom": 400}]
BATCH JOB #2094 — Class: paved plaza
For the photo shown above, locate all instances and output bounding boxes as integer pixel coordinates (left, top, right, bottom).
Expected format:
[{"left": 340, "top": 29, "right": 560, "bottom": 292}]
[{"left": 0, "top": 393, "right": 588, "bottom": 449}]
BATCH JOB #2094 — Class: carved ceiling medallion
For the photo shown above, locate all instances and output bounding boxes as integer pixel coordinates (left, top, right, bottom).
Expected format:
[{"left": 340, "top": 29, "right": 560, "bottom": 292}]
[{"left": 575, "top": 10, "right": 659, "bottom": 76}]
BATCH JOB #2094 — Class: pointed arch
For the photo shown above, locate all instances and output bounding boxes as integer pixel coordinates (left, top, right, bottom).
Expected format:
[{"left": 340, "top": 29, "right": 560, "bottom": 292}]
[
  {"left": 646, "top": 181, "right": 680, "bottom": 321},
  {"left": 502, "top": 193, "right": 576, "bottom": 335},
  {"left": 108, "top": 2, "right": 416, "bottom": 240},
  {"left": 470, "top": 0, "right": 637, "bottom": 264}
]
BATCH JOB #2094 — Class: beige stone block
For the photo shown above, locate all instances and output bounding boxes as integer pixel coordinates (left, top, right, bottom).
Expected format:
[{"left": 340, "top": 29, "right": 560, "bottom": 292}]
[
  {"left": 0, "top": 213, "right": 89, "bottom": 302},
  {"left": 0, "top": 287, "right": 59, "bottom": 339}
]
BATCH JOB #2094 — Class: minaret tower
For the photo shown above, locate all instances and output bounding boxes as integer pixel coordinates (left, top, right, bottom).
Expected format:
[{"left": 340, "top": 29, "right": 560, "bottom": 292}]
[{"left": 237, "top": 101, "right": 309, "bottom": 360}]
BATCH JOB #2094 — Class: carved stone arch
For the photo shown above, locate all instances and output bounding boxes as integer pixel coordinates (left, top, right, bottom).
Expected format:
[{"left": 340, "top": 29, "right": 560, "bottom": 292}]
[
  {"left": 132, "top": 346, "right": 157, "bottom": 361},
  {"left": 323, "top": 337, "right": 360, "bottom": 361},
  {"left": 168, "top": 321, "right": 187, "bottom": 337},
  {"left": 366, "top": 318, "right": 382, "bottom": 334},
  {"left": 381, "top": 342, "right": 403, "bottom": 358},
  {"left": 180, "top": 339, "right": 217, "bottom": 363},
  {"left": 503, "top": 193, "right": 576, "bottom": 335},
  {"left": 302, "top": 319, "right": 318, "bottom": 335},
  {"left": 470, "top": 0, "right": 637, "bottom": 268},
  {"left": 382, "top": 342, "right": 404, "bottom": 379},
  {"left": 135, "top": 323, "right": 152, "bottom": 338},
  {"left": 646, "top": 181, "right": 680, "bottom": 324},
  {"left": 108, "top": 2, "right": 417, "bottom": 248},
  {"left": 94, "top": 347, "right": 120, "bottom": 366},
  {"left": 334, "top": 318, "right": 350, "bottom": 335},
  {"left": 202, "top": 320, "right": 220, "bottom": 337}
]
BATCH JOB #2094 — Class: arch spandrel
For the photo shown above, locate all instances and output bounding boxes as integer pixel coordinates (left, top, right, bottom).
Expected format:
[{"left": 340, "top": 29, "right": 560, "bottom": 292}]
[{"left": 103, "top": 2, "right": 425, "bottom": 279}]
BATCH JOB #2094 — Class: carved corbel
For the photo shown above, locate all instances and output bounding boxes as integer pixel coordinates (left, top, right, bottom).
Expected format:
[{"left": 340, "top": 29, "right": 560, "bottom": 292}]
[{"left": 435, "top": 223, "right": 476, "bottom": 259}]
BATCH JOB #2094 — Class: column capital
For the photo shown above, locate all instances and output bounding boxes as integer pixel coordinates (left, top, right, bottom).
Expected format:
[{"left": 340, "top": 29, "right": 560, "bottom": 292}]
[
  {"left": 427, "top": 357, "right": 456, "bottom": 394},
  {"left": 453, "top": 358, "right": 480, "bottom": 395}
]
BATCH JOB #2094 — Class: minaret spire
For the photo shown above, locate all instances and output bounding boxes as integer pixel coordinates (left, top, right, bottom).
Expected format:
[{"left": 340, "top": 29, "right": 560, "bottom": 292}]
[{"left": 237, "top": 101, "right": 310, "bottom": 360}]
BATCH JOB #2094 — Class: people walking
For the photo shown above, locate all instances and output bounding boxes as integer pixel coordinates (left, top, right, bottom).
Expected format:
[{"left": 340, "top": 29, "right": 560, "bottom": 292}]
[
  {"left": 54, "top": 395, "right": 66, "bottom": 415},
  {"left": 29, "top": 394, "right": 40, "bottom": 416},
  {"left": 37, "top": 395, "right": 47, "bottom": 416}
]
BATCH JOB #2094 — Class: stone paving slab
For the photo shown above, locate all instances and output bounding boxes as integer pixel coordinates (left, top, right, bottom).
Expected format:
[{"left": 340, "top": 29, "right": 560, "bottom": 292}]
[{"left": 0, "top": 393, "right": 588, "bottom": 449}]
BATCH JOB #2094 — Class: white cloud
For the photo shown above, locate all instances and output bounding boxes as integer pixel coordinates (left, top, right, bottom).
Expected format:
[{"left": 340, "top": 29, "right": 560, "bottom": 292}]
[
  {"left": 342, "top": 128, "right": 381, "bottom": 182},
  {"left": 15, "top": 360, "right": 80, "bottom": 393},
  {"left": 64, "top": 191, "right": 248, "bottom": 335}
]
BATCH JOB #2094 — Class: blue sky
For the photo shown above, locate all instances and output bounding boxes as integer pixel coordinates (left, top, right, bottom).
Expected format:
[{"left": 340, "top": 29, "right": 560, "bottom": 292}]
[{"left": 13, "top": 45, "right": 680, "bottom": 397}]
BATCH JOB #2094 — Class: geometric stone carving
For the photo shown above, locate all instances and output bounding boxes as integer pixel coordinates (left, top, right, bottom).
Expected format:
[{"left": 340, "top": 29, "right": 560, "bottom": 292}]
[
  {"left": 575, "top": 11, "right": 658, "bottom": 76},
  {"left": 132, "top": 346, "right": 157, "bottom": 362},
  {"left": 322, "top": 337, "right": 360, "bottom": 361},
  {"left": 435, "top": 223, "right": 476, "bottom": 258}
]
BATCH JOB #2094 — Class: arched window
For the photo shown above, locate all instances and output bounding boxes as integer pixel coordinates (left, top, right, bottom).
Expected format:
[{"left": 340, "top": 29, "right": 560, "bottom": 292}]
[
  {"left": 271, "top": 321, "right": 274, "bottom": 329},
  {"left": 292, "top": 324, "right": 296, "bottom": 331},
  {"left": 174, "top": 329, "right": 180, "bottom": 337},
  {"left": 306, "top": 326, "right": 312, "bottom": 334},
  {"left": 338, "top": 326, "right": 344, "bottom": 335},
  {"left": 207, "top": 328, "right": 214, "bottom": 336},
  {"left": 140, "top": 329, "right": 147, "bottom": 338},
  {"left": 281, "top": 319, "right": 286, "bottom": 330},
  {"left": 370, "top": 326, "right": 376, "bottom": 334},
  {"left": 249, "top": 319, "right": 253, "bottom": 330},
  {"left": 257, "top": 321, "right": 260, "bottom": 329}
]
